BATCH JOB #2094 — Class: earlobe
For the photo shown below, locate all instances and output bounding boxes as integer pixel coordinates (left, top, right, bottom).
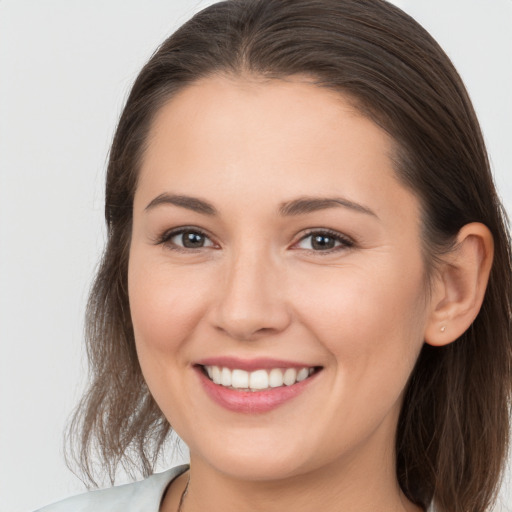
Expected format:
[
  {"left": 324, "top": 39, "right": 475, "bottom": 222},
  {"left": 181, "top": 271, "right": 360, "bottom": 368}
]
[{"left": 424, "top": 223, "right": 494, "bottom": 347}]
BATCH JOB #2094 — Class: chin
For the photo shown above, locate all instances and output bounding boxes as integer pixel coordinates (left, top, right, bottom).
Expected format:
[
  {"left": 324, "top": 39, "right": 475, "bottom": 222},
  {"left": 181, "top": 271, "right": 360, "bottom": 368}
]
[
  {"left": 203, "top": 452, "right": 312, "bottom": 482},
  {"left": 186, "top": 427, "right": 328, "bottom": 482}
]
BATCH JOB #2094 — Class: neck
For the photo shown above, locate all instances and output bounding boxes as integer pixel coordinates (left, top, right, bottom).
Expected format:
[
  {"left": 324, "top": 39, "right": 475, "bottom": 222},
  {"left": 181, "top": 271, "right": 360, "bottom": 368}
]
[{"left": 164, "top": 430, "right": 422, "bottom": 512}]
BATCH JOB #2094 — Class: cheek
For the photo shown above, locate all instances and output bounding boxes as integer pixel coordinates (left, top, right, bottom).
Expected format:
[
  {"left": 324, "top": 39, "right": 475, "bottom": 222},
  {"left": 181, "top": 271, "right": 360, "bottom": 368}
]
[
  {"left": 127, "top": 250, "right": 213, "bottom": 429},
  {"left": 292, "top": 258, "right": 427, "bottom": 376},
  {"left": 128, "top": 250, "right": 208, "bottom": 357}
]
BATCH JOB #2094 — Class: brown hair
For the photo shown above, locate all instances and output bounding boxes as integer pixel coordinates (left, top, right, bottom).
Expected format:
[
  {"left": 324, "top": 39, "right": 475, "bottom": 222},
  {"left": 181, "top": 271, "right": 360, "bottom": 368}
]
[{"left": 67, "top": 1, "right": 512, "bottom": 511}]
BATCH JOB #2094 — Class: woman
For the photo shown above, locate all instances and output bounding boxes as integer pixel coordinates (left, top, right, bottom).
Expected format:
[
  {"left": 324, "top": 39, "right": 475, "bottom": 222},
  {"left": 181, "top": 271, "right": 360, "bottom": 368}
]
[{"left": 36, "top": 0, "right": 512, "bottom": 511}]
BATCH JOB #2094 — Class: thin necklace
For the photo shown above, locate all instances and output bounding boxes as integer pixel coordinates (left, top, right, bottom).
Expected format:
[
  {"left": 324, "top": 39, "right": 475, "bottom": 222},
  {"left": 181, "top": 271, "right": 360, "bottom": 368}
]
[{"left": 177, "top": 475, "right": 190, "bottom": 512}]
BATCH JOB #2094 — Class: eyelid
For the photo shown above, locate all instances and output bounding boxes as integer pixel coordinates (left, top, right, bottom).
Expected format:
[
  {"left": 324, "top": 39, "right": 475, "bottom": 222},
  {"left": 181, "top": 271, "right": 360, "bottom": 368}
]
[
  {"left": 154, "top": 226, "right": 354, "bottom": 254},
  {"left": 292, "top": 228, "right": 355, "bottom": 253},
  {"left": 155, "top": 226, "right": 217, "bottom": 251}
]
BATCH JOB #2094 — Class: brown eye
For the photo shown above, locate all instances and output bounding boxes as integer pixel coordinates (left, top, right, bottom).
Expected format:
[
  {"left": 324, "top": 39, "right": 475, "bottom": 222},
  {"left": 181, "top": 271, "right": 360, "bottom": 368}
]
[
  {"left": 296, "top": 230, "right": 354, "bottom": 252},
  {"left": 311, "top": 234, "right": 336, "bottom": 250},
  {"left": 180, "top": 231, "right": 207, "bottom": 248},
  {"left": 160, "top": 228, "right": 215, "bottom": 250}
]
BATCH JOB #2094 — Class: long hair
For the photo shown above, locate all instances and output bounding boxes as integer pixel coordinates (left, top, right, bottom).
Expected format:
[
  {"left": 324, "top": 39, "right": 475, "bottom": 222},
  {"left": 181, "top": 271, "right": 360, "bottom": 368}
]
[{"left": 67, "top": 1, "right": 512, "bottom": 511}]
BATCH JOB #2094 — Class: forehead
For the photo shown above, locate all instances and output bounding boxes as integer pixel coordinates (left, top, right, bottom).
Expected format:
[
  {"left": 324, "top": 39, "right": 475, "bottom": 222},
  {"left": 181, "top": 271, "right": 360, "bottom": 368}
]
[
  {"left": 136, "top": 75, "right": 418, "bottom": 225},
  {"left": 145, "top": 74, "right": 374, "bottom": 149},
  {"left": 142, "top": 76, "right": 389, "bottom": 173}
]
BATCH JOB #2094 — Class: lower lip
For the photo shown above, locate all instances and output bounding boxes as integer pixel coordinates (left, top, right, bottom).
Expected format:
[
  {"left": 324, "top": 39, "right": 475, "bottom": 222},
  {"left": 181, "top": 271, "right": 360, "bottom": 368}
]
[{"left": 195, "top": 367, "right": 320, "bottom": 414}]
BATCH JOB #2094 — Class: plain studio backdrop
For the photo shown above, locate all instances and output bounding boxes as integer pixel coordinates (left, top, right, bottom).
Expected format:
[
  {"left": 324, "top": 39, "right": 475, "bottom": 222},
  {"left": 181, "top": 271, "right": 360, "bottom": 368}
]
[{"left": 0, "top": 1, "right": 511, "bottom": 511}]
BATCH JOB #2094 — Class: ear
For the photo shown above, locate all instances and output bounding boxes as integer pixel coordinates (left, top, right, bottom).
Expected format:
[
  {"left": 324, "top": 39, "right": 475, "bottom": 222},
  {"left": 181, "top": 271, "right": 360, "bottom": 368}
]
[{"left": 424, "top": 223, "right": 494, "bottom": 347}]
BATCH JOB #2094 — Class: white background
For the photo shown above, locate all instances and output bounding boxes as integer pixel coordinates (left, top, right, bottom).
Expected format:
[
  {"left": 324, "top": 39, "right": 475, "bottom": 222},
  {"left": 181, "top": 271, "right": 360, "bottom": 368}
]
[{"left": 0, "top": 1, "right": 510, "bottom": 511}]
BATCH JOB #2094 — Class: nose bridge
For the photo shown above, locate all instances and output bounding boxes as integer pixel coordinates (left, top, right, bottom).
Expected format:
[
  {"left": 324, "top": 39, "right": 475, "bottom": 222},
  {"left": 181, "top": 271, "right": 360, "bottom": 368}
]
[{"left": 213, "top": 242, "right": 290, "bottom": 340}]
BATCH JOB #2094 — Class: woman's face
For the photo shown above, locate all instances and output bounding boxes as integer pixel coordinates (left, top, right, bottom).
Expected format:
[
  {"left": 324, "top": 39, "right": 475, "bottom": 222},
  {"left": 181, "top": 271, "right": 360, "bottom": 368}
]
[{"left": 128, "top": 76, "right": 434, "bottom": 481}]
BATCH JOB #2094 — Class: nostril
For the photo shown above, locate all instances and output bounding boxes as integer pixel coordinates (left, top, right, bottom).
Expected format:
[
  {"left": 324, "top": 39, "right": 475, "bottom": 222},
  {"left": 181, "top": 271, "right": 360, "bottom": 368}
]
[{"left": 213, "top": 323, "right": 277, "bottom": 342}]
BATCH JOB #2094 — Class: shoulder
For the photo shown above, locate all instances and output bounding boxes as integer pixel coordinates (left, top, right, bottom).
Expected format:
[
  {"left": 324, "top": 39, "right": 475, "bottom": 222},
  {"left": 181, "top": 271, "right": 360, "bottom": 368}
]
[{"left": 34, "top": 465, "right": 189, "bottom": 512}]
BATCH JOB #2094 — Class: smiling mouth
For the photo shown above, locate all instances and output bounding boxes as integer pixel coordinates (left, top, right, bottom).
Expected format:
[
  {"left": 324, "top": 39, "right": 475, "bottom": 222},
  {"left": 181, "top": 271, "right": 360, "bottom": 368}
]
[{"left": 198, "top": 365, "right": 322, "bottom": 392}]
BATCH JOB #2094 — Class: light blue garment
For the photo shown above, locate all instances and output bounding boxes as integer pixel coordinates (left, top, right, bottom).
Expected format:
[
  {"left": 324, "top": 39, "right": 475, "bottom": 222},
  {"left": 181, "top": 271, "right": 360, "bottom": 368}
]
[
  {"left": 35, "top": 463, "right": 434, "bottom": 511},
  {"left": 34, "top": 465, "right": 189, "bottom": 512}
]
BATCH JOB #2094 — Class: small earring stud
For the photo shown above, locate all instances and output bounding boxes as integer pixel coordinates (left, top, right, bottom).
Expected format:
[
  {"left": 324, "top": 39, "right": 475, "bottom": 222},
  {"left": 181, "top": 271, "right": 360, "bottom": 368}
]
[{"left": 440, "top": 326, "right": 446, "bottom": 333}]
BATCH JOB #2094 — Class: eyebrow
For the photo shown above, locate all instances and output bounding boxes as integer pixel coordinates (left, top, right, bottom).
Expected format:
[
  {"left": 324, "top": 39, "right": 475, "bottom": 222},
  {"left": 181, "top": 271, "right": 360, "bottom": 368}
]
[
  {"left": 145, "top": 193, "right": 377, "bottom": 218},
  {"left": 145, "top": 193, "right": 218, "bottom": 215},
  {"left": 278, "top": 196, "right": 377, "bottom": 218}
]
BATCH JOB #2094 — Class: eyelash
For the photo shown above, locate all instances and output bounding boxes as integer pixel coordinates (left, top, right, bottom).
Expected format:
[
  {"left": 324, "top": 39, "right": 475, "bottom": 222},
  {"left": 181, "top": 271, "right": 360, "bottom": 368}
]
[
  {"left": 294, "top": 229, "right": 355, "bottom": 254},
  {"left": 155, "top": 227, "right": 215, "bottom": 254},
  {"left": 155, "top": 227, "right": 355, "bottom": 254}
]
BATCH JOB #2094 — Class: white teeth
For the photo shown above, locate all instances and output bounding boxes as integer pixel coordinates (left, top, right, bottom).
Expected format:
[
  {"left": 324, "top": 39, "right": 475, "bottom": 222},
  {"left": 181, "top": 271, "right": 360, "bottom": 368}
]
[
  {"left": 212, "top": 366, "right": 221, "bottom": 385},
  {"left": 296, "top": 368, "right": 309, "bottom": 382},
  {"left": 269, "top": 368, "right": 284, "bottom": 388},
  {"left": 231, "top": 369, "right": 249, "bottom": 389},
  {"left": 249, "top": 369, "right": 269, "bottom": 390},
  {"left": 203, "top": 365, "right": 316, "bottom": 390},
  {"left": 221, "top": 367, "right": 232, "bottom": 387},
  {"left": 283, "top": 368, "right": 297, "bottom": 386}
]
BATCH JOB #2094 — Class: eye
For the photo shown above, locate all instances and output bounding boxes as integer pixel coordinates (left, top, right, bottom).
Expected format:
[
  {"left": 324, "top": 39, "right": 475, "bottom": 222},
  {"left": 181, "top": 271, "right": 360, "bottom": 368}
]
[
  {"left": 295, "top": 230, "right": 354, "bottom": 252},
  {"left": 158, "top": 227, "right": 215, "bottom": 251}
]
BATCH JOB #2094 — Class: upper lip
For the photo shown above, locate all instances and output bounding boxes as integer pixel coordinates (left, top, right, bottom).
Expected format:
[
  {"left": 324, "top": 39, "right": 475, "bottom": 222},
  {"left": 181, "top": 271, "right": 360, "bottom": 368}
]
[{"left": 195, "top": 356, "right": 320, "bottom": 372}]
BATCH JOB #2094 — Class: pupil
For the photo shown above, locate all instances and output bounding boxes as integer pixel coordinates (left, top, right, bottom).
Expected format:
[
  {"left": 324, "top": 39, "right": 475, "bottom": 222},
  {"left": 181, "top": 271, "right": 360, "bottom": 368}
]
[
  {"left": 312, "top": 234, "right": 334, "bottom": 250},
  {"left": 182, "top": 232, "right": 204, "bottom": 248}
]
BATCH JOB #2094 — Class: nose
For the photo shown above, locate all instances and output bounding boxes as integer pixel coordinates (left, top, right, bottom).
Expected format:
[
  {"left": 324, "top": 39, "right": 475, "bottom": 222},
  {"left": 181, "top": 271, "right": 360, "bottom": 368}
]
[{"left": 211, "top": 248, "right": 292, "bottom": 341}]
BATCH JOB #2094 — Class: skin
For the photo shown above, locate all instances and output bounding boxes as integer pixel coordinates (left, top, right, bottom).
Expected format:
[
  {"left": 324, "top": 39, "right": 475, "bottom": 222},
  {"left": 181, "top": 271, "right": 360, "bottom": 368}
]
[{"left": 128, "top": 75, "right": 493, "bottom": 512}]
